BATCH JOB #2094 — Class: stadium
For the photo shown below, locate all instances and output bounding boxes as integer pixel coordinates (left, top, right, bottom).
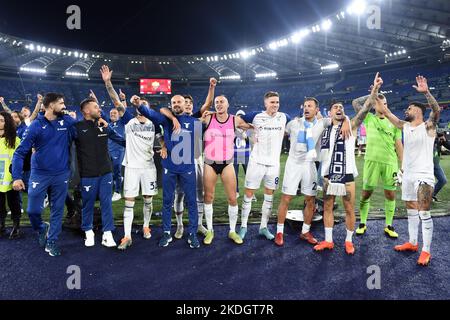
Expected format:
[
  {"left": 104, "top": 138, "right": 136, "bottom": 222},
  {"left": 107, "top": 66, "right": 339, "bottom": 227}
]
[{"left": 0, "top": 0, "right": 449, "bottom": 305}]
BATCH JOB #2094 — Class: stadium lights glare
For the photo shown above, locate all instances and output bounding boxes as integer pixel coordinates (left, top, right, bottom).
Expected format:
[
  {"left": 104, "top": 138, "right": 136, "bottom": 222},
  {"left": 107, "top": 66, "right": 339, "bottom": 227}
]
[
  {"left": 321, "top": 63, "right": 339, "bottom": 70},
  {"left": 20, "top": 67, "right": 46, "bottom": 74},
  {"left": 66, "top": 71, "right": 89, "bottom": 77},
  {"left": 268, "top": 39, "right": 288, "bottom": 50},
  {"left": 347, "top": 0, "right": 367, "bottom": 15},
  {"left": 312, "top": 25, "right": 321, "bottom": 33},
  {"left": 321, "top": 19, "right": 332, "bottom": 31},
  {"left": 291, "top": 29, "right": 310, "bottom": 44},
  {"left": 255, "top": 72, "right": 277, "bottom": 78},
  {"left": 220, "top": 75, "right": 241, "bottom": 81}
]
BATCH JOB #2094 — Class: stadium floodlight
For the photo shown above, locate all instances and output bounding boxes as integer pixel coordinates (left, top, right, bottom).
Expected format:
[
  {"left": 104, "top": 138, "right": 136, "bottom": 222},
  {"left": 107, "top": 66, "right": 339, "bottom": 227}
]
[
  {"left": 220, "top": 75, "right": 241, "bottom": 81},
  {"left": 402, "top": 49, "right": 406, "bottom": 54},
  {"left": 255, "top": 72, "right": 277, "bottom": 78},
  {"left": 66, "top": 71, "right": 89, "bottom": 77},
  {"left": 269, "top": 42, "right": 277, "bottom": 50},
  {"left": 347, "top": 0, "right": 367, "bottom": 15},
  {"left": 312, "top": 25, "right": 321, "bottom": 33},
  {"left": 321, "top": 19, "right": 332, "bottom": 31},
  {"left": 321, "top": 63, "right": 339, "bottom": 70},
  {"left": 20, "top": 67, "right": 46, "bottom": 74},
  {"left": 240, "top": 50, "right": 250, "bottom": 59},
  {"left": 214, "top": 56, "right": 219, "bottom": 61},
  {"left": 51, "top": 48, "right": 56, "bottom": 54},
  {"left": 74, "top": 51, "right": 79, "bottom": 58}
]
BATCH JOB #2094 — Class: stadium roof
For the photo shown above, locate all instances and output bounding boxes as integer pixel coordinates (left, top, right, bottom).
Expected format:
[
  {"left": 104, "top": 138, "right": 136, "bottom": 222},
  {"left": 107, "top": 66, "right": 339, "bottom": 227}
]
[{"left": 0, "top": 0, "right": 448, "bottom": 82}]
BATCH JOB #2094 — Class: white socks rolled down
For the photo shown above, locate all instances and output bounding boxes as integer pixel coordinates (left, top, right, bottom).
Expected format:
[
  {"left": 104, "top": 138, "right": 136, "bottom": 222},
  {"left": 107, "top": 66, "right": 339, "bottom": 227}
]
[
  {"left": 143, "top": 198, "right": 153, "bottom": 229},
  {"left": 407, "top": 209, "right": 420, "bottom": 246},
  {"left": 228, "top": 205, "right": 239, "bottom": 233},
  {"left": 346, "top": 229, "right": 354, "bottom": 243},
  {"left": 325, "top": 227, "right": 333, "bottom": 243},
  {"left": 124, "top": 200, "right": 135, "bottom": 238},
  {"left": 302, "top": 223, "right": 311, "bottom": 235},
  {"left": 260, "top": 194, "right": 273, "bottom": 229},
  {"left": 241, "top": 195, "right": 252, "bottom": 229},
  {"left": 277, "top": 223, "right": 284, "bottom": 234},
  {"left": 419, "top": 211, "right": 433, "bottom": 253},
  {"left": 204, "top": 203, "right": 213, "bottom": 231}
]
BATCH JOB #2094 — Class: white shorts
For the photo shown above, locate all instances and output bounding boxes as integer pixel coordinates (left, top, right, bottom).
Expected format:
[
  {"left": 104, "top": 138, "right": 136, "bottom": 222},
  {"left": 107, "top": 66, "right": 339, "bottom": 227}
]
[
  {"left": 358, "top": 137, "right": 367, "bottom": 145},
  {"left": 401, "top": 174, "right": 435, "bottom": 202},
  {"left": 282, "top": 158, "right": 318, "bottom": 196},
  {"left": 245, "top": 159, "right": 280, "bottom": 190},
  {"left": 123, "top": 166, "right": 158, "bottom": 198}
]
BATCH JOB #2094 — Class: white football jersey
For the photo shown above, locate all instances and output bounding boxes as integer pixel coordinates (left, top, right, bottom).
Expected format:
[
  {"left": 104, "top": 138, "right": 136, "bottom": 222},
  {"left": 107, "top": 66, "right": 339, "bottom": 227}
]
[
  {"left": 248, "top": 111, "right": 290, "bottom": 166},
  {"left": 122, "top": 118, "right": 157, "bottom": 169}
]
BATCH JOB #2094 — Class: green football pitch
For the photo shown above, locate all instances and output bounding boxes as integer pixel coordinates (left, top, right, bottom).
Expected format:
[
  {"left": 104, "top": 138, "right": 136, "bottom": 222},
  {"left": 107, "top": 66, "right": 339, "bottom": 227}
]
[{"left": 11, "top": 154, "right": 450, "bottom": 227}]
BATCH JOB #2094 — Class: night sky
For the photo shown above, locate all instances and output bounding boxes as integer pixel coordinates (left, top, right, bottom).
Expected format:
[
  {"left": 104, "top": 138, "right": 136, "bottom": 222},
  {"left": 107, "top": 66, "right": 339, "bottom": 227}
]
[{"left": 0, "top": 0, "right": 347, "bottom": 55}]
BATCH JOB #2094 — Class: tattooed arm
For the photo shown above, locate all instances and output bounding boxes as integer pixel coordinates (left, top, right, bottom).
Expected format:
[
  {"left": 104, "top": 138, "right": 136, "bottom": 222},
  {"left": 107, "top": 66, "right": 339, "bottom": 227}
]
[
  {"left": 0, "top": 96, "right": 12, "bottom": 113},
  {"left": 412, "top": 75, "right": 440, "bottom": 136},
  {"left": 351, "top": 73, "right": 382, "bottom": 129},
  {"left": 351, "top": 94, "right": 370, "bottom": 114},
  {"left": 100, "top": 65, "right": 123, "bottom": 108}
]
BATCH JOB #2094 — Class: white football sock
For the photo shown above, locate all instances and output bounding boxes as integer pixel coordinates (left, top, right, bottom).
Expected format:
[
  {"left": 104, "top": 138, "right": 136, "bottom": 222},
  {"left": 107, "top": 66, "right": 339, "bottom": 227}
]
[
  {"left": 260, "top": 194, "right": 273, "bottom": 229},
  {"left": 419, "top": 211, "right": 433, "bottom": 253},
  {"left": 345, "top": 229, "right": 354, "bottom": 243},
  {"left": 143, "top": 198, "right": 152, "bottom": 229},
  {"left": 302, "top": 223, "right": 311, "bottom": 235},
  {"left": 228, "top": 205, "right": 239, "bottom": 233},
  {"left": 407, "top": 209, "right": 420, "bottom": 246},
  {"left": 325, "top": 227, "right": 333, "bottom": 243},
  {"left": 277, "top": 223, "right": 284, "bottom": 234},
  {"left": 241, "top": 195, "right": 253, "bottom": 228},
  {"left": 124, "top": 200, "right": 135, "bottom": 238},
  {"left": 204, "top": 203, "right": 213, "bottom": 231}
]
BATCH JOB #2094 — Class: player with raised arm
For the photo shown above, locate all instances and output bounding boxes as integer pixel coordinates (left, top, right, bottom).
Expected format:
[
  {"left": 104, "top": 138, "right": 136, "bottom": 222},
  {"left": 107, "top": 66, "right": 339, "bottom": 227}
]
[
  {"left": 274, "top": 98, "right": 350, "bottom": 246},
  {"left": 173, "top": 78, "right": 217, "bottom": 239},
  {"left": 314, "top": 73, "right": 383, "bottom": 255},
  {"left": 375, "top": 75, "right": 440, "bottom": 266}
]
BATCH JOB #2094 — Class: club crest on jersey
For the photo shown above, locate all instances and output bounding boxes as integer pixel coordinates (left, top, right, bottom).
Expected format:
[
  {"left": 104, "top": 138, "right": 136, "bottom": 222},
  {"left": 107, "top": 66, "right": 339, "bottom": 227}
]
[
  {"left": 84, "top": 186, "right": 92, "bottom": 192},
  {"left": 184, "top": 123, "right": 190, "bottom": 129},
  {"left": 59, "top": 120, "right": 64, "bottom": 126},
  {"left": 31, "top": 182, "right": 40, "bottom": 189}
]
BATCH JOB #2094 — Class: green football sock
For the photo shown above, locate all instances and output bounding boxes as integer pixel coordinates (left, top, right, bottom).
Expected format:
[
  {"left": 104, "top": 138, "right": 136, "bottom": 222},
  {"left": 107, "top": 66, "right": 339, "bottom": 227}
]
[
  {"left": 384, "top": 199, "right": 396, "bottom": 226},
  {"left": 359, "top": 198, "right": 370, "bottom": 224}
]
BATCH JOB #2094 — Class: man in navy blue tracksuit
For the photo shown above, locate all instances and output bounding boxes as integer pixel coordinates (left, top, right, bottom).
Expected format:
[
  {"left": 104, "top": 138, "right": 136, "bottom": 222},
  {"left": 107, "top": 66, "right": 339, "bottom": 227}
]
[
  {"left": 107, "top": 107, "right": 134, "bottom": 200},
  {"left": 12, "top": 93, "right": 77, "bottom": 256},
  {"left": 130, "top": 95, "right": 202, "bottom": 249},
  {"left": 71, "top": 98, "right": 125, "bottom": 248}
]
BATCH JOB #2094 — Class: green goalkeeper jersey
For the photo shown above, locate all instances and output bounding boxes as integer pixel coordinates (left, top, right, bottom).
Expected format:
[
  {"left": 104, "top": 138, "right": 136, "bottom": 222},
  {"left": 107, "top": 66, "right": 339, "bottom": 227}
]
[{"left": 363, "top": 113, "right": 402, "bottom": 165}]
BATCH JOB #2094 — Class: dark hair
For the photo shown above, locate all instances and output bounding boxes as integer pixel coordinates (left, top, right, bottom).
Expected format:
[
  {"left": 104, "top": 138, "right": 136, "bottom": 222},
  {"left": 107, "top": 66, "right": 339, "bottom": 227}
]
[
  {"left": 304, "top": 97, "right": 319, "bottom": 108},
  {"left": 184, "top": 95, "right": 194, "bottom": 102},
  {"left": 331, "top": 102, "right": 344, "bottom": 108},
  {"left": 43, "top": 93, "right": 65, "bottom": 108},
  {"left": 409, "top": 101, "right": 426, "bottom": 116},
  {"left": 80, "top": 98, "right": 97, "bottom": 111},
  {"left": 21, "top": 106, "right": 31, "bottom": 111},
  {"left": 377, "top": 94, "right": 386, "bottom": 100},
  {"left": 0, "top": 111, "right": 18, "bottom": 149},
  {"left": 11, "top": 111, "right": 24, "bottom": 123},
  {"left": 140, "top": 97, "right": 149, "bottom": 103},
  {"left": 264, "top": 91, "right": 279, "bottom": 99}
]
